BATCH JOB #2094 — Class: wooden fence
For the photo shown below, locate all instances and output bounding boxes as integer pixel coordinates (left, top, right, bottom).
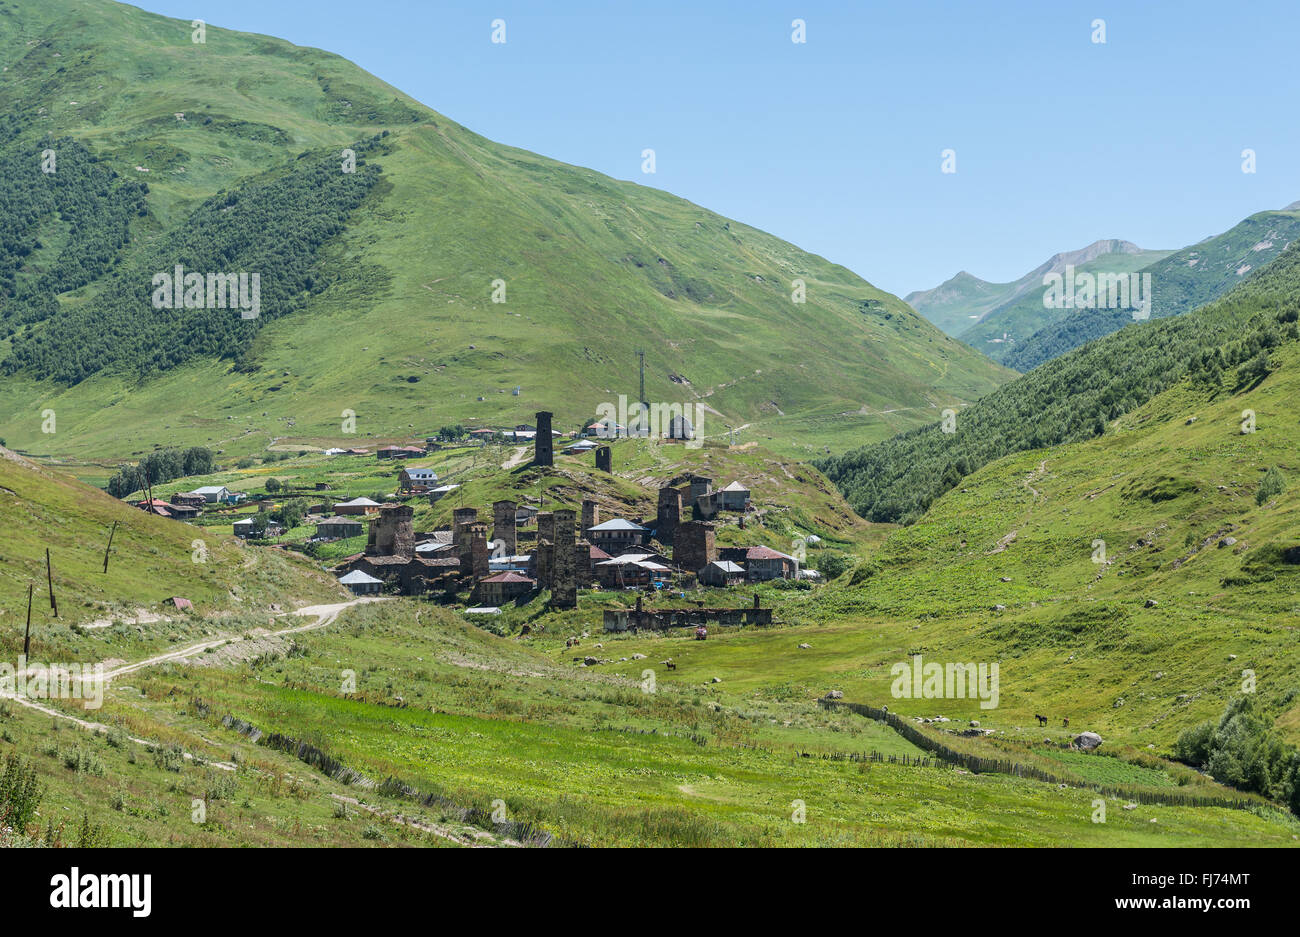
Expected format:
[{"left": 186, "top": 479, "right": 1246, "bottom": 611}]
[{"left": 821, "top": 699, "right": 1261, "bottom": 811}]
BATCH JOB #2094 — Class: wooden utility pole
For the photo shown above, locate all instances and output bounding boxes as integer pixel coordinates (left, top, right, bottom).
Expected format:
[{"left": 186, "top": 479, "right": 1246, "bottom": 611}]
[
  {"left": 102, "top": 521, "right": 118, "bottom": 574},
  {"left": 45, "top": 548, "right": 58, "bottom": 617},
  {"left": 23, "top": 583, "right": 33, "bottom": 659}
]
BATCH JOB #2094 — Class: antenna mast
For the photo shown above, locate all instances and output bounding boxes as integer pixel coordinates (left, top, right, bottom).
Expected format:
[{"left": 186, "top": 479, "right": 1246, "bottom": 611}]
[{"left": 637, "top": 349, "right": 646, "bottom": 408}]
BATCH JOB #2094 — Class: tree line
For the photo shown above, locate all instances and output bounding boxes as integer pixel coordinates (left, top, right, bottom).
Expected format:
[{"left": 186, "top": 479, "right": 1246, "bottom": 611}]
[
  {"left": 106, "top": 447, "right": 216, "bottom": 499},
  {"left": 1176, "top": 695, "right": 1300, "bottom": 815}
]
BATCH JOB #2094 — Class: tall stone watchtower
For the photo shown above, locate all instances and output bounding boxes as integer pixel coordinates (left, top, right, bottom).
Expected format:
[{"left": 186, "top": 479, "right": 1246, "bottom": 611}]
[
  {"left": 492, "top": 500, "right": 518, "bottom": 556},
  {"left": 367, "top": 503, "right": 415, "bottom": 557},
  {"left": 674, "top": 520, "right": 716, "bottom": 573},
  {"left": 534, "top": 411, "right": 554, "bottom": 466}
]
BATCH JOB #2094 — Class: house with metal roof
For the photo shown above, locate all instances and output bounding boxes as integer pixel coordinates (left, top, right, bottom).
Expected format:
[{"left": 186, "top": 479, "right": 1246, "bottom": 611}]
[
  {"left": 334, "top": 497, "right": 382, "bottom": 516},
  {"left": 586, "top": 518, "right": 647, "bottom": 554},
  {"left": 193, "top": 485, "right": 233, "bottom": 503},
  {"left": 338, "top": 570, "right": 384, "bottom": 595},
  {"left": 699, "top": 559, "right": 746, "bottom": 587}
]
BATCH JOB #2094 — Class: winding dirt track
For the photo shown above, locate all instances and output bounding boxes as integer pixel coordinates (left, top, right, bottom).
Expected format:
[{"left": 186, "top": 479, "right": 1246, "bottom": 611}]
[
  {"left": 100, "top": 597, "right": 386, "bottom": 681},
  {"left": 1, "top": 598, "right": 387, "bottom": 767},
  {"left": 1, "top": 596, "right": 513, "bottom": 844}
]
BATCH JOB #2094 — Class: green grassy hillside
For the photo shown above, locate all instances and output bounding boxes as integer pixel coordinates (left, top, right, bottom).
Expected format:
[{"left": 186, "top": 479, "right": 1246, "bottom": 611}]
[
  {"left": 0, "top": 0, "right": 1010, "bottom": 465},
  {"left": 1006, "top": 207, "right": 1300, "bottom": 371},
  {"left": 797, "top": 334, "right": 1300, "bottom": 753},
  {"left": 0, "top": 445, "right": 345, "bottom": 662},
  {"left": 11, "top": 595, "right": 1296, "bottom": 847},
  {"left": 904, "top": 271, "right": 1019, "bottom": 337},
  {"left": 7, "top": 377, "right": 1300, "bottom": 843},
  {"left": 591, "top": 316, "right": 1300, "bottom": 811}
]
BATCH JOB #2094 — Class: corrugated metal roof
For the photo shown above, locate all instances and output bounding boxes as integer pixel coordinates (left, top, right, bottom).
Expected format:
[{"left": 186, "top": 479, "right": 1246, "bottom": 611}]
[{"left": 588, "top": 518, "right": 645, "bottom": 531}]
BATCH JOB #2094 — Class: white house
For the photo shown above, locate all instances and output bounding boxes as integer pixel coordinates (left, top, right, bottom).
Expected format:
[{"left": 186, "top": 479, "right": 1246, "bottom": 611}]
[
  {"left": 193, "top": 485, "right": 233, "bottom": 504},
  {"left": 399, "top": 467, "right": 438, "bottom": 491}
]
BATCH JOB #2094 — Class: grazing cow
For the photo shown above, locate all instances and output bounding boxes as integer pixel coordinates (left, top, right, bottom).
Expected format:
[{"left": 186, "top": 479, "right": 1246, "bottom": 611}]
[
  {"left": 1062, "top": 717, "right": 1069, "bottom": 728},
  {"left": 1035, "top": 713, "right": 1048, "bottom": 727}
]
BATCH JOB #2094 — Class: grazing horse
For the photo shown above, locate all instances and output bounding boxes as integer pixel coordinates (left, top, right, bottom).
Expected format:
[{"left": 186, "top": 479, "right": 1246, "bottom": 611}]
[
  {"left": 664, "top": 660, "right": 677, "bottom": 670},
  {"left": 1062, "top": 717, "right": 1069, "bottom": 728},
  {"left": 1035, "top": 713, "right": 1048, "bottom": 727}
]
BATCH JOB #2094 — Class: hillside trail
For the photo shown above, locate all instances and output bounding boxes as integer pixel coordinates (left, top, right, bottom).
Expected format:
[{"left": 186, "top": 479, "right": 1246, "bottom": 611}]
[
  {"left": 0, "top": 596, "right": 499, "bottom": 845},
  {"left": 986, "top": 460, "right": 1048, "bottom": 555},
  {"left": 502, "top": 446, "right": 529, "bottom": 469},
  {"left": 2, "top": 598, "right": 387, "bottom": 778},
  {"left": 3, "top": 598, "right": 384, "bottom": 716},
  {"left": 1024, "top": 459, "right": 1048, "bottom": 499},
  {"left": 100, "top": 596, "right": 385, "bottom": 681}
]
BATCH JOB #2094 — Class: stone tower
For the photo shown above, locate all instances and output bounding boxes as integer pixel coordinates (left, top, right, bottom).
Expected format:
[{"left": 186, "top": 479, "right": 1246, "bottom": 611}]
[
  {"left": 492, "top": 500, "right": 518, "bottom": 556},
  {"left": 675, "top": 520, "right": 716, "bottom": 573},
  {"left": 552, "top": 508, "right": 577, "bottom": 608},
  {"left": 534, "top": 411, "right": 554, "bottom": 466},
  {"left": 469, "top": 522, "right": 490, "bottom": 581},
  {"left": 655, "top": 486, "right": 682, "bottom": 543},
  {"left": 535, "top": 511, "right": 555, "bottom": 588},
  {"left": 367, "top": 503, "right": 415, "bottom": 557},
  {"left": 581, "top": 498, "right": 599, "bottom": 534},
  {"left": 452, "top": 507, "right": 478, "bottom": 546}
]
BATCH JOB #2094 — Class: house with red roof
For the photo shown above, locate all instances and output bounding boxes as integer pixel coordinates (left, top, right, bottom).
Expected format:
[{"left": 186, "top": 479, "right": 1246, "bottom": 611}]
[
  {"left": 475, "top": 570, "right": 537, "bottom": 605},
  {"left": 718, "top": 545, "right": 798, "bottom": 581}
]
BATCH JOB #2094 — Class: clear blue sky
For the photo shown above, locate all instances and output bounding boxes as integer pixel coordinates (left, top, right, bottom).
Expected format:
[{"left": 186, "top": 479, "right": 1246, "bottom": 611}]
[{"left": 141, "top": 0, "right": 1299, "bottom": 296}]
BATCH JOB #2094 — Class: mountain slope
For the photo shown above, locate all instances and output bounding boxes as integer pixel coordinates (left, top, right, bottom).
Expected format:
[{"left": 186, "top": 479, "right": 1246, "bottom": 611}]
[
  {"left": 906, "top": 239, "right": 1154, "bottom": 338},
  {"left": 820, "top": 238, "right": 1300, "bottom": 523},
  {"left": 959, "top": 248, "right": 1172, "bottom": 363},
  {"left": 802, "top": 333, "right": 1300, "bottom": 755},
  {"left": 0, "top": 0, "right": 1011, "bottom": 464},
  {"left": 1005, "top": 206, "right": 1300, "bottom": 372},
  {"left": 0, "top": 445, "right": 343, "bottom": 659}
]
